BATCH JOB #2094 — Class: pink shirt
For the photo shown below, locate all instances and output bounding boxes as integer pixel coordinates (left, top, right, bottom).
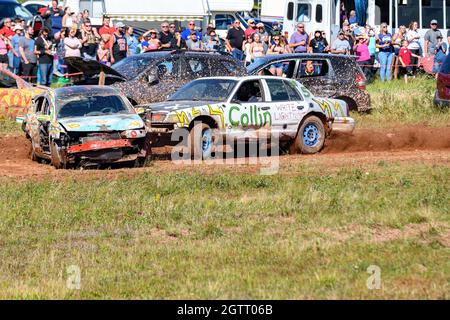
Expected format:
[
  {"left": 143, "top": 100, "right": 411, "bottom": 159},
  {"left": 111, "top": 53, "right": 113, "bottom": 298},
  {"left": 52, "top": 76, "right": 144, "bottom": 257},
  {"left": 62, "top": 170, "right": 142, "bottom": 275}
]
[
  {"left": 354, "top": 43, "right": 370, "bottom": 62},
  {"left": 64, "top": 37, "right": 82, "bottom": 57},
  {"left": 0, "top": 38, "right": 7, "bottom": 55}
]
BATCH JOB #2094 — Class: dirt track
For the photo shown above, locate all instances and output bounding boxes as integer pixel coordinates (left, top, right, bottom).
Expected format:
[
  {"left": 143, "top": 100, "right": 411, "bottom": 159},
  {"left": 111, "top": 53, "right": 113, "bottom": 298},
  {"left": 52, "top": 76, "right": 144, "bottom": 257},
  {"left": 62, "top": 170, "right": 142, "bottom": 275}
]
[{"left": 0, "top": 125, "right": 449, "bottom": 179}]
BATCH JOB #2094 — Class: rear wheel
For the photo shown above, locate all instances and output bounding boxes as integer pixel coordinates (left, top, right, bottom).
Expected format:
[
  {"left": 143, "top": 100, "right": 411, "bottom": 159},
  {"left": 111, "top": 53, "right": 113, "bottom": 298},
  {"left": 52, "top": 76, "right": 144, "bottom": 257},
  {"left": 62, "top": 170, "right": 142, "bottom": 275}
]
[{"left": 294, "top": 116, "right": 326, "bottom": 154}]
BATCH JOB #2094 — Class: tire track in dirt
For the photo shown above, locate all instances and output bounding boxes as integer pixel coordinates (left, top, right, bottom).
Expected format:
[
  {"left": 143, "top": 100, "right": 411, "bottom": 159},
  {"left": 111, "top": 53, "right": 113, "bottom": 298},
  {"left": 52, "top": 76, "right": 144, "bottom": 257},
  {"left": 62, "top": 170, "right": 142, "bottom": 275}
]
[{"left": 0, "top": 126, "right": 449, "bottom": 179}]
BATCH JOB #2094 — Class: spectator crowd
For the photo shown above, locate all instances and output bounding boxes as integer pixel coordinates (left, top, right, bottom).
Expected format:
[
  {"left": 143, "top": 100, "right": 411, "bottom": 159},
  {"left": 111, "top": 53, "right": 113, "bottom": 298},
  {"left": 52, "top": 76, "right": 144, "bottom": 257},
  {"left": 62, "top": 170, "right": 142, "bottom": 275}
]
[{"left": 0, "top": 0, "right": 447, "bottom": 85}]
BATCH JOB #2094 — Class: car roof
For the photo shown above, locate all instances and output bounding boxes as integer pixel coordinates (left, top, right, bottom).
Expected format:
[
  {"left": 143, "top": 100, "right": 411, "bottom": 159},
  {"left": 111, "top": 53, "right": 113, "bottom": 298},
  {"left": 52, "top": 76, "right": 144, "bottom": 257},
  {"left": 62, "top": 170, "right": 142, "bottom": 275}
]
[
  {"left": 0, "top": 0, "right": 20, "bottom": 3},
  {"left": 192, "top": 75, "right": 296, "bottom": 82},
  {"left": 53, "top": 85, "right": 120, "bottom": 98}
]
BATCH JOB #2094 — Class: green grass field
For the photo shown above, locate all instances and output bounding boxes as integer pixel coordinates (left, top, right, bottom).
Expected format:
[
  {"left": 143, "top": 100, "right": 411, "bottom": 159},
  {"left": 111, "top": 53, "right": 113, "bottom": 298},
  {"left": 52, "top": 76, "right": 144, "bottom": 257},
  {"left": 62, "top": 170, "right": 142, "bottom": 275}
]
[{"left": 0, "top": 163, "right": 448, "bottom": 299}]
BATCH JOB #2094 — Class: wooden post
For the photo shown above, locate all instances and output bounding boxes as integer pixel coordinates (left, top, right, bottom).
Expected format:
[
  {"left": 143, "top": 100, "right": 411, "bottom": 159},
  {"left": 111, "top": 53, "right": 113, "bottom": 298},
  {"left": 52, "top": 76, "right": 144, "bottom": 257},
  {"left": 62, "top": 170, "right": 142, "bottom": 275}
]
[{"left": 99, "top": 66, "right": 105, "bottom": 86}]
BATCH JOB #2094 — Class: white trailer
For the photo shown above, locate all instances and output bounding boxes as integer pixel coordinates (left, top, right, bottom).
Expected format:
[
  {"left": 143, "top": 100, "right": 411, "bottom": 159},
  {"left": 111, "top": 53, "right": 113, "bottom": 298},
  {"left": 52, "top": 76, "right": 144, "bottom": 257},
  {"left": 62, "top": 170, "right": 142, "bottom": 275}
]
[
  {"left": 281, "top": 0, "right": 445, "bottom": 44},
  {"left": 64, "top": 0, "right": 254, "bottom": 38}
]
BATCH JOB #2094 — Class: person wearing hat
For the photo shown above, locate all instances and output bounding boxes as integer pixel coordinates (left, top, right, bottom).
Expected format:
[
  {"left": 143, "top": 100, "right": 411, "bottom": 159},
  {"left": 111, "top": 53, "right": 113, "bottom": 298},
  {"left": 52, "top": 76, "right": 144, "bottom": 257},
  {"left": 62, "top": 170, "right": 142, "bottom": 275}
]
[
  {"left": 309, "top": 30, "right": 329, "bottom": 54},
  {"left": 433, "top": 33, "right": 447, "bottom": 73},
  {"left": 256, "top": 22, "right": 269, "bottom": 44},
  {"left": 331, "top": 31, "right": 350, "bottom": 55},
  {"left": 10, "top": 25, "right": 24, "bottom": 75},
  {"left": 269, "top": 21, "right": 282, "bottom": 44},
  {"left": 244, "top": 19, "right": 257, "bottom": 39},
  {"left": 110, "top": 22, "right": 128, "bottom": 65},
  {"left": 424, "top": 19, "right": 442, "bottom": 57}
]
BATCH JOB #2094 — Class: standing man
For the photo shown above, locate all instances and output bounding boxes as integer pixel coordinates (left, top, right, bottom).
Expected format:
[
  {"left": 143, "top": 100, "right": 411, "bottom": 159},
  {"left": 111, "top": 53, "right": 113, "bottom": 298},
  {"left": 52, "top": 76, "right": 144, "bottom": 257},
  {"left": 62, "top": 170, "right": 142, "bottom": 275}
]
[
  {"left": 181, "top": 21, "right": 202, "bottom": 41},
  {"left": 226, "top": 20, "right": 245, "bottom": 62},
  {"left": 99, "top": 16, "right": 115, "bottom": 50},
  {"left": 110, "top": 22, "right": 128, "bottom": 65},
  {"left": 43, "top": 0, "right": 63, "bottom": 38},
  {"left": 34, "top": 27, "right": 54, "bottom": 86},
  {"left": 289, "top": 23, "right": 309, "bottom": 53},
  {"left": 159, "top": 22, "right": 174, "bottom": 49},
  {"left": 331, "top": 31, "right": 351, "bottom": 55},
  {"left": 19, "top": 26, "right": 37, "bottom": 82},
  {"left": 244, "top": 19, "right": 257, "bottom": 40},
  {"left": 424, "top": 19, "right": 442, "bottom": 57}
]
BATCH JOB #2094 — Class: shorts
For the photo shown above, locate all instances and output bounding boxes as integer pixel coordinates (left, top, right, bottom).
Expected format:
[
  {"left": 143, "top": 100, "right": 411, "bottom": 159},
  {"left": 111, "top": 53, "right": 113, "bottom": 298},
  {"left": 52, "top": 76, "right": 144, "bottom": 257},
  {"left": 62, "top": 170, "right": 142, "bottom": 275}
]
[
  {"left": 0, "top": 54, "right": 8, "bottom": 64},
  {"left": 270, "top": 62, "right": 284, "bottom": 69},
  {"left": 400, "top": 66, "right": 414, "bottom": 76}
]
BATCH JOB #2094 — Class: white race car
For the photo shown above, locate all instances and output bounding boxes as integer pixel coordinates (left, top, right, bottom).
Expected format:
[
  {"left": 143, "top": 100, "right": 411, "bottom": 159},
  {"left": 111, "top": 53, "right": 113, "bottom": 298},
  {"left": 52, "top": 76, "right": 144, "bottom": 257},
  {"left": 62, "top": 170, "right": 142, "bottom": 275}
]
[{"left": 143, "top": 76, "right": 355, "bottom": 159}]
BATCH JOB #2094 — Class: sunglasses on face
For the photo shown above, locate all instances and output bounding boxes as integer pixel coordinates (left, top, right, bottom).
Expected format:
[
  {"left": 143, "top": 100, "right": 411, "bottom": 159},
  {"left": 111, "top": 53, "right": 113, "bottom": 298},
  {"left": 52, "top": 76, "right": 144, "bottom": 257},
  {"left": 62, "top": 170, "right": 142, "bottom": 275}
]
[{"left": 162, "top": 25, "right": 169, "bottom": 28}]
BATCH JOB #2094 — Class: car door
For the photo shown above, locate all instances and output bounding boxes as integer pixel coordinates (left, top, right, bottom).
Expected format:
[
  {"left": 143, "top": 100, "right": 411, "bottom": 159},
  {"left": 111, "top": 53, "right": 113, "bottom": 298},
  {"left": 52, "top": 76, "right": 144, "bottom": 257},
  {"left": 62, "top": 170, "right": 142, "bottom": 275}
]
[
  {"left": 295, "top": 58, "right": 337, "bottom": 98},
  {"left": 227, "top": 79, "right": 271, "bottom": 140},
  {"left": 264, "top": 78, "right": 306, "bottom": 136},
  {"left": 144, "top": 58, "right": 182, "bottom": 101},
  {"left": 183, "top": 56, "right": 212, "bottom": 81}
]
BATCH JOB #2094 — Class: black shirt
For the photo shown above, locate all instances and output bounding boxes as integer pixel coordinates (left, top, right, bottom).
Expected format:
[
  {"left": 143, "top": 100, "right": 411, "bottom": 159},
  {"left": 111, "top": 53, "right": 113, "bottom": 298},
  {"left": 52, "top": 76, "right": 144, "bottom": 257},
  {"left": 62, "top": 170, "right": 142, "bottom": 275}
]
[
  {"left": 112, "top": 34, "right": 128, "bottom": 63},
  {"left": 159, "top": 31, "right": 174, "bottom": 46},
  {"left": 35, "top": 36, "right": 53, "bottom": 65},
  {"left": 226, "top": 27, "right": 245, "bottom": 50}
]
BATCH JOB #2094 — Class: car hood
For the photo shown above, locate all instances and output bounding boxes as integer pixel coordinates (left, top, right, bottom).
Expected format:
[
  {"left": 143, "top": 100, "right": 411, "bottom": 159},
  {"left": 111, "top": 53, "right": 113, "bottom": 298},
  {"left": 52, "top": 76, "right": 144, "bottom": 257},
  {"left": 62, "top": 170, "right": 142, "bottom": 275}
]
[
  {"left": 142, "top": 100, "right": 220, "bottom": 113},
  {"left": 64, "top": 57, "right": 127, "bottom": 81},
  {"left": 59, "top": 114, "right": 144, "bottom": 132}
]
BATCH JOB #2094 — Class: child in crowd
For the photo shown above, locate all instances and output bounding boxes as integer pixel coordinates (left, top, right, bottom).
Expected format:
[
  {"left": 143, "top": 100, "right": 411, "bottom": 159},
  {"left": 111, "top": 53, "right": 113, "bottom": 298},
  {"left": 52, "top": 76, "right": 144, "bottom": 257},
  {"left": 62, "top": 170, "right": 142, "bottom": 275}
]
[
  {"left": 433, "top": 35, "right": 447, "bottom": 74},
  {"left": 398, "top": 39, "right": 421, "bottom": 83},
  {"left": 97, "top": 39, "right": 110, "bottom": 66},
  {"left": 243, "top": 35, "right": 253, "bottom": 66}
]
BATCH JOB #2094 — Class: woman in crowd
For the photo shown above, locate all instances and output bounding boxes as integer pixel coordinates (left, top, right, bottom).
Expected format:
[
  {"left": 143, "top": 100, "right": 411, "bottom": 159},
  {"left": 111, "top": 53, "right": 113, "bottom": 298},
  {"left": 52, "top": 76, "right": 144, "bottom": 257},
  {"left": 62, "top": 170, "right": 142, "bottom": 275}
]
[
  {"left": 243, "top": 35, "right": 254, "bottom": 66},
  {"left": 406, "top": 21, "right": 421, "bottom": 74},
  {"left": 392, "top": 25, "right": 407, "bottom": 79},
  {"left": 353, "top": 35, "right": 371, "bottom": 81},
  {"left": 267, "top": 35, "right": 290, "bottom": 76},
  {"left": 309, "top": 30, "right": 329, "bottom": 53},
  {"left": 62, "top": 7, "right": 75, "bottom": 29},
  {"left": 0, "top": 35, "right": 9, "bottom": 72},
  {"left": 144, "top": 29, "right": 161, "bottom": 51},
  {"left": 64, "top": 26, "right": 82, "bottom": 78},
  {"left": 250, "top": 33, "right": 265, "bottom": 64},
  {"left": 376, "top": 23, "right": 394, "bottom": 82},
  {"left": 204, "top": 29, "right": 219, "bottom": 52},
  {"left": 125, "top": 26, "right": 139, "bottom": 56}
]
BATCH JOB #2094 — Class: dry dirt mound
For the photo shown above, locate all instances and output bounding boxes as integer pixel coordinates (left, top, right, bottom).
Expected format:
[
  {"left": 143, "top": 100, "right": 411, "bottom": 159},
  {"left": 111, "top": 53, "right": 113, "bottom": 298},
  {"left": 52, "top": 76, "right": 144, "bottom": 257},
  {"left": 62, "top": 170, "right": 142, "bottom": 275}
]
[{"left": 324, "top": 126, "right": 450, "bottom": 154}]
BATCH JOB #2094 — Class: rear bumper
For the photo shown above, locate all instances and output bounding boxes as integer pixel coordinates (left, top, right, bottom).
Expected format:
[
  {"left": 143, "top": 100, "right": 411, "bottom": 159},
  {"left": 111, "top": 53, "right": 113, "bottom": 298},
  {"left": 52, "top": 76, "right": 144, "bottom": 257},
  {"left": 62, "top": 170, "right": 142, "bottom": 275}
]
[
  {"left": 434, "top": 91, "right": 450, "bottom": 107},
  {"left": 332, "top": 117, "right": 356, "bottom": 134}
]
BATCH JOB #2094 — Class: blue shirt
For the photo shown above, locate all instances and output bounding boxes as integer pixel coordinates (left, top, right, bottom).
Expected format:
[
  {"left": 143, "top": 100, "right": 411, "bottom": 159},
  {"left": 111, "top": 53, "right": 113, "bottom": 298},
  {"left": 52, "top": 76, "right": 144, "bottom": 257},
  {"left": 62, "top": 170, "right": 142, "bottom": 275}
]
[
  {"left": 127, "top": 35, "right": 139, "bottom": 55},
  {"left": 378, "top": 33, "right": 393, "bottom": 53},
  {"left": 181, "top": 29, "right": 202, "bottom": 41},
  {"left": 11, "top": 34, "right": 22, "bottom": 52}
]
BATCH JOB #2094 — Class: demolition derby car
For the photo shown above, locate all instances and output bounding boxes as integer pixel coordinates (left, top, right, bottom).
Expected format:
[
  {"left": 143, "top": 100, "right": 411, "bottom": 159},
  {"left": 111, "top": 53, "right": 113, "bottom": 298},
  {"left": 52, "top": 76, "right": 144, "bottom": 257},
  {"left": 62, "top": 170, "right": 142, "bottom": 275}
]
[
  {"left": 144, "top": 76, "right": 355, "bottom": 159},
  {"left": 22, "top": 86, "right": 148, "bottom": 168}
]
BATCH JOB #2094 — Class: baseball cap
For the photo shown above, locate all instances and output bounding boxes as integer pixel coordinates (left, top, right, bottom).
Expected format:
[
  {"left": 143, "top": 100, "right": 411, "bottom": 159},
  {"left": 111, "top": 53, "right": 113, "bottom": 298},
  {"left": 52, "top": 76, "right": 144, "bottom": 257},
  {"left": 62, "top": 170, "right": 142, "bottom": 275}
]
[
  {"left": 256, "top": 23, "right": 264, "bottom": 28},
  {"left": 272, "top": 21, "right": 279, "bottom": 25},
  {"left": 248, "top": 19, "right": 255, "bottom": 24},
  {"left": 115, "top": 22, "right": 125, "bottom": 28},
  {"left": 430, "top": 19, "right": 438, "bottom": 25},
  {"left": 13, "top": 25, "right": 24, "bottom": 31}
]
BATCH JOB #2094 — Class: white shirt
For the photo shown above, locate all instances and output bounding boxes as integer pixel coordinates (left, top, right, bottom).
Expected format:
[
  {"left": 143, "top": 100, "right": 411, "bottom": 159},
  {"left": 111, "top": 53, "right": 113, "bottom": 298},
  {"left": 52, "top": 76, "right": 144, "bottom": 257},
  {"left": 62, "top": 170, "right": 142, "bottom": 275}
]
[{"left": 406, "top": 30, "right": 421, "bottom": 50}]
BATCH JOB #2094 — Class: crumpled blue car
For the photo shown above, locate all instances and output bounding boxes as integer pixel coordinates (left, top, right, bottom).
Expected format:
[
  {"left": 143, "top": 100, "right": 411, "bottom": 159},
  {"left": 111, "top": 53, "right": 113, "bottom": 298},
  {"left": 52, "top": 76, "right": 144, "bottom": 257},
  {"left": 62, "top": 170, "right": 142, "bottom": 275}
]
[{"left": 21, "top": 86, "right": 148, "bottom": 169}]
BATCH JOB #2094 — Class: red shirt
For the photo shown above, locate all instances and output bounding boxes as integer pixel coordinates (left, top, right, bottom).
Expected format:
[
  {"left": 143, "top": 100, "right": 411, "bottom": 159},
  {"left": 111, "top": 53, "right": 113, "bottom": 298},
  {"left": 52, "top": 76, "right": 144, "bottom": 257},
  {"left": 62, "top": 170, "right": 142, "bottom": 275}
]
[
  {"left": 99, "top": 25, "right": 116, "bottom": 49},
  {"left": 0, "top": 26, "right": 15, "bottom": 39},
  {"left": 399, "top": 47, "right": 412, "bottom": 66},
  {"left": 244, "top": 27, "right": 256, "bottom": 40}
]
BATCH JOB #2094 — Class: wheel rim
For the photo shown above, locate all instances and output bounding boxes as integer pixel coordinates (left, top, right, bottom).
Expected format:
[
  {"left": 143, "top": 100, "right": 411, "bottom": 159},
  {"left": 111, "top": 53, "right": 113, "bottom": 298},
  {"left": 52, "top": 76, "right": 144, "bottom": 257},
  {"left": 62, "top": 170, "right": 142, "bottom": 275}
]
[
  {"left": 201, "top": 128, "right": 213, "bottom": 157},
  {"left": 303, "top": 123, "right": 320, "bottom": 147}
]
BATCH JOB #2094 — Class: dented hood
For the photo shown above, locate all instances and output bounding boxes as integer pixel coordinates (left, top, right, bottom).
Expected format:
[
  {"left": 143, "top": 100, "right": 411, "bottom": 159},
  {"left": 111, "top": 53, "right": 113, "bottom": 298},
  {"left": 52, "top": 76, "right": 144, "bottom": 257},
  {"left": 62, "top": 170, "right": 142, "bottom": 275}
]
[{"left": 59, "top": 114, "right": 144, "bottom": 132}]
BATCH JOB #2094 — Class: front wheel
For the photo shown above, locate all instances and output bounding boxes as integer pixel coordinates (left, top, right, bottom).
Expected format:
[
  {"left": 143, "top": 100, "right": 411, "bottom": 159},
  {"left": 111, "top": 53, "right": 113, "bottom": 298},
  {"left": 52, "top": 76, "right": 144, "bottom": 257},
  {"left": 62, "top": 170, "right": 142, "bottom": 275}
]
[
  {"left": 189, "top": 123, "right": 215, "bottom": 160},
  {"left": 294, "top": 116, "right": 326, "bottom": 154},
  {"left": 50, "top": 141, "right": 66, "bottom": 169}
]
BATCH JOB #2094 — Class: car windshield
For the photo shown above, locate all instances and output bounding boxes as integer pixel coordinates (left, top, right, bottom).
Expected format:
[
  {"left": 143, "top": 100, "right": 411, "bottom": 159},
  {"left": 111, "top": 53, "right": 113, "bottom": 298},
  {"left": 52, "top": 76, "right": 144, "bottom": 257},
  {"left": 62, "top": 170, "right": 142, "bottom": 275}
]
[
  {"left": 169, "top": 79, "right": 238, "bottom": 102},
  {"left": 112, "top": 56, "right": 155, "bottom": 79},
  {"left": 57, "top": 94, "right": 133, "bottom": 118},
  {"left": 0, "top": 3, "right": 33, "bottom": 20}
]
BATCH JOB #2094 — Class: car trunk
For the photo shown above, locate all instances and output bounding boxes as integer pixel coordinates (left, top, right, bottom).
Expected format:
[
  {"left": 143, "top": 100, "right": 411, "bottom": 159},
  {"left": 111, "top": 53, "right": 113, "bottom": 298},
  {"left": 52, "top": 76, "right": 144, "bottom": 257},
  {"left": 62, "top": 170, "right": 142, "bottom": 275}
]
[{"left": 64, "top": 57, "right": 127, "bottom": 85}]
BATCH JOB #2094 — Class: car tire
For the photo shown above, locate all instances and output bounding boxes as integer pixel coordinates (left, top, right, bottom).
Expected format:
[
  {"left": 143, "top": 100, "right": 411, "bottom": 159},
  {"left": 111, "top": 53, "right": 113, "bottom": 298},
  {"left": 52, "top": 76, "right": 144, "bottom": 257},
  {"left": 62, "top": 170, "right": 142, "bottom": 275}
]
[
  {"left": 189, "top": 122, "right": 214, "bottom": 160},
  {"left": 294, "top": 116, "right": 326, "bottom": 154},
  {"left": 50, "top": 141, "right": 66, "bottom": 169}
]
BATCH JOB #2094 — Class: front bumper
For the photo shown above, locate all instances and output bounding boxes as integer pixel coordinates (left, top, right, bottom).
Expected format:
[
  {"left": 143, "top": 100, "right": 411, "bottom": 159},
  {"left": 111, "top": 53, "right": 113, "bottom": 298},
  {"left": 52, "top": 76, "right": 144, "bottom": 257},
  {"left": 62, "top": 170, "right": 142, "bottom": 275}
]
[{"left": 332, "top": 117, "right": 356, "bottom": 134}]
